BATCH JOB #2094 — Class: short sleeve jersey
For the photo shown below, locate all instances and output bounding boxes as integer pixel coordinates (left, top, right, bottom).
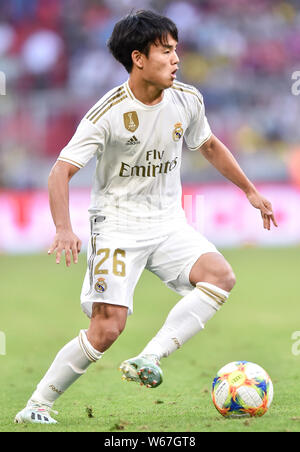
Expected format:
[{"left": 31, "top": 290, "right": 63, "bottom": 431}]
[{"left": 58, "top": 80, "right": 212, "bottom": 236}]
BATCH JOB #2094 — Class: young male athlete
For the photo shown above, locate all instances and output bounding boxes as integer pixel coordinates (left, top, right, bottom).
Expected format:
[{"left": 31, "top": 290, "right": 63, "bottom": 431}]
[{"left": 15, "top": 10, "right": 277, "bottom": 424}]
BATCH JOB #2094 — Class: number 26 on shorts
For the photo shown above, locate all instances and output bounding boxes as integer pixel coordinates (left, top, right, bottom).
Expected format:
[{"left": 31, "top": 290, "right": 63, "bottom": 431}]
[{"left": 94, "top": 248, "right": 126, "bottom": 277}]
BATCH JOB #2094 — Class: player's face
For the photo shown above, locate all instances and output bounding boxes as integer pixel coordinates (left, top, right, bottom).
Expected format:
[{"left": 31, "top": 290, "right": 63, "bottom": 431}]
[{"left": 142, "top": 35, "right": 179, "bottom": 89}]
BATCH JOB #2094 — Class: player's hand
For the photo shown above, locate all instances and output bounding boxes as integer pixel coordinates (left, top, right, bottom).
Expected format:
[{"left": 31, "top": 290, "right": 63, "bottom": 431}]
[
  {"left": 246, "top": 190, "right": 278, "bottom": 230},
  {"left": 48, "top": 230, "right": 82, "bottom": 267}
]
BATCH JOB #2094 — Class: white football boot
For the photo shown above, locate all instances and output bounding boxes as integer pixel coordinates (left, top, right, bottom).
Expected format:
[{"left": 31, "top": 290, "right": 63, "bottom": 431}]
[{"left": 14, "top": 400, "right": 58, "bottom": 424}]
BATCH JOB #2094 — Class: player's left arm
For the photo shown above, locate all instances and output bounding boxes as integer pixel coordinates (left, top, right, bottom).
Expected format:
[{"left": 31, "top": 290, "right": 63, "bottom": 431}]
[{"left": 199, "top": 134, "right": 278, "bottom": 230}]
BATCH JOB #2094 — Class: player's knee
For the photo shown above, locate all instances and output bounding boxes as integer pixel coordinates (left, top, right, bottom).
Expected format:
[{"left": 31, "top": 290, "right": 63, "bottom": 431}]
[
  {"left": 204, "top": 264, "right": 236, "bottom": 293},
  {"left": 102, "top": 322, "right": 124, "bottom": 343},
  {"left": 221, "top": 268, "right": 236, "bottom": 293},
  {"left": 88, "top": 321, "right": 124, "bottom": 352},
  {"left": 99, "top": 316, "right": 126, "bottom": 340},
  {"left": 191, "top": 259, "right": 236, "bottom": 293},
  {"left": 88, "top": 304, "right": 127, "bottom": 351},
  {"left": 211, "top": 260, "right": 236, "bottom": 293}
]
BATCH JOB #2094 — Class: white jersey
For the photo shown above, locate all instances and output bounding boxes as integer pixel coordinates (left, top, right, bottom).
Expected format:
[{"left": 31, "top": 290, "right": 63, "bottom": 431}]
[{"left": 58, "top": 80, "right": 212, "bottom": 238}]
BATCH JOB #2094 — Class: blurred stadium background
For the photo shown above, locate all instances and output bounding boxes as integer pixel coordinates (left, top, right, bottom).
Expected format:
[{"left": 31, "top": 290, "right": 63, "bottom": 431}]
[
  {"left": 2, "top": 1, "right": 300, "bottom": 432},
  {"left": 1, "top": 0, "right": 300, "bottom": 252}
]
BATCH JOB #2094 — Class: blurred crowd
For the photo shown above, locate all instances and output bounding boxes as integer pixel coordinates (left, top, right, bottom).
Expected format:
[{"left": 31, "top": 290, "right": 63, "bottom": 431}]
[{"left": 0, "top": 0, "right": 300, "bottom": 188}]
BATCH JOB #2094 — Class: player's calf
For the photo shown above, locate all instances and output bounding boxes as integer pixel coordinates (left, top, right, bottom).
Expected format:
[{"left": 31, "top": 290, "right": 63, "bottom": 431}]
[{"left": 120, "top": 281, "right": 230, "bottom": 390}]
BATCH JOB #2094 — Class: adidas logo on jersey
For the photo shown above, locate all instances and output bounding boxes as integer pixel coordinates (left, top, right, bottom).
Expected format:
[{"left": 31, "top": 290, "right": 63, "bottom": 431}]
[{"left": 126, "top": 135, "right": 140, "bottom": 145}]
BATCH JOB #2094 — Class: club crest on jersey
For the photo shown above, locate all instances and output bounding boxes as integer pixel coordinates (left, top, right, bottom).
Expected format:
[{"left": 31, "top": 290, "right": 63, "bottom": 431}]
[
  {"left": 173, "top": 122, "right": 183, "bottom": 142},
  {"left": 94, "top": 277, "right": 107, "bottom": 293},
  {"left": 123, "top": 111, "right": 139, "bottom": 132}
]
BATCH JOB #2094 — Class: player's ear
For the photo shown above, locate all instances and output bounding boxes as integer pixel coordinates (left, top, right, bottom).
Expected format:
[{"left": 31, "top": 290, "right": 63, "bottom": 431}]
[{"left": 131, "top": 50, "right": 144, "bottom": 70}]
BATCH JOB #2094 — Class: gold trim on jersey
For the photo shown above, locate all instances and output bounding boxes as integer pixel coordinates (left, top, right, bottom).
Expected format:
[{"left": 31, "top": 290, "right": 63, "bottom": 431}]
[
  {"left": 173, "top": 80, "right": 196, "bottom": 89},
  {"left": 87, "top": 90, "right": 126, "bottom": 123},
  {"left": 86, "top": 86, "right": 124, "bottom": 121},
  {"left": 173, "top": 80, "right": 200, "bottom": 93},
  {"left": 124, "top": 82, "right": 134, "bottom": 100},
  {"left": 91, "top": 95, "right": 128, "bottom": 124},
  {"left": 171, "top": 82, "right": 203, "bottom": 104},
  {"left": 188, "top": 132, "right": 212, "bottom": 151},
  {"left": 57, "top": 157, "right": 84, "bottom": 168}
]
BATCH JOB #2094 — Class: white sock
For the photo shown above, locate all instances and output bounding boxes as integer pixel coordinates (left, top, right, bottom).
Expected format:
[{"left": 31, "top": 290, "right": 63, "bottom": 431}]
[
  {"left": 30, "top": 330, "right": 103, "bottom": 405},
  {"left": 140, "top": 282, "right": 229, "bottom": 360}
]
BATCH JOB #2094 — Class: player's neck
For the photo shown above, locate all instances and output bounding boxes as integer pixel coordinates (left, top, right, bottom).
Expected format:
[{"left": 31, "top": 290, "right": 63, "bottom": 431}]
[{"left": 128, "top": 76, "right": 164, "bottom": 106}]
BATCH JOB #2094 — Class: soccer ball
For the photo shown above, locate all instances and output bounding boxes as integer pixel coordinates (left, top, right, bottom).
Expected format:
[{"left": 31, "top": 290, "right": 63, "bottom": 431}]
[{"left": 211, "top": 361, "right": 273, "bottom": 418}]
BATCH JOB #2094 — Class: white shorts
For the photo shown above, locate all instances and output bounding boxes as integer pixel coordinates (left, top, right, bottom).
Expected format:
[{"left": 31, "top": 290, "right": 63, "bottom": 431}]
[{"left": 80, "top": 222, "right": 220, "bottom": 318}]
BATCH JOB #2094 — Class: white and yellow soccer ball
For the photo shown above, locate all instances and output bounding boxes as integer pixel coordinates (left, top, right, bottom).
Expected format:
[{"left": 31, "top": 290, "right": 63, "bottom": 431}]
[{"left": 211, "top": 361, "right": 273, "bottom": 418}]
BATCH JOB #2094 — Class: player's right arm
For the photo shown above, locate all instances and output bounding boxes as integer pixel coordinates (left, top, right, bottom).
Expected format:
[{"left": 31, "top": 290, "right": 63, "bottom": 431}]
[
  {"left": 48, "top": 160, "right": 82, "bottom": 267},
  {"left": 47, "top": 89, "right": 113, "bottom": 265},
  {"left": 47, "top": 104, "right": 109, "bottom": 266}
]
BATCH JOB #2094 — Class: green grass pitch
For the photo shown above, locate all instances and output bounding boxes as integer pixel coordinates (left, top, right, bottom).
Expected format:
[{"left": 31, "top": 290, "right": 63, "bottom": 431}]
[{"left": 1, "top": 247, "right": 300, "bottom": 432}]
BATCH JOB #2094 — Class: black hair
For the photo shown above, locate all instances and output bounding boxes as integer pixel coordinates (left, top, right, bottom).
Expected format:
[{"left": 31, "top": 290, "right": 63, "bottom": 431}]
[{"left": 107, "top": 10, "right": 178, "bottom": 73}]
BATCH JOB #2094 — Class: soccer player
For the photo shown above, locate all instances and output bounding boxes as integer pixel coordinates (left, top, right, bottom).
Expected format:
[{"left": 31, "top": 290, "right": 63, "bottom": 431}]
[{"left": 15, "top": 10, "right": 277, "bottom": 424}]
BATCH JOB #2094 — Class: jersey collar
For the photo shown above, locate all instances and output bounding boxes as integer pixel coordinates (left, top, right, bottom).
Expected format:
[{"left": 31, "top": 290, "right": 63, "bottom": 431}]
[{"left": 124, "top": 80, "right": 166, "bottom": 110}]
